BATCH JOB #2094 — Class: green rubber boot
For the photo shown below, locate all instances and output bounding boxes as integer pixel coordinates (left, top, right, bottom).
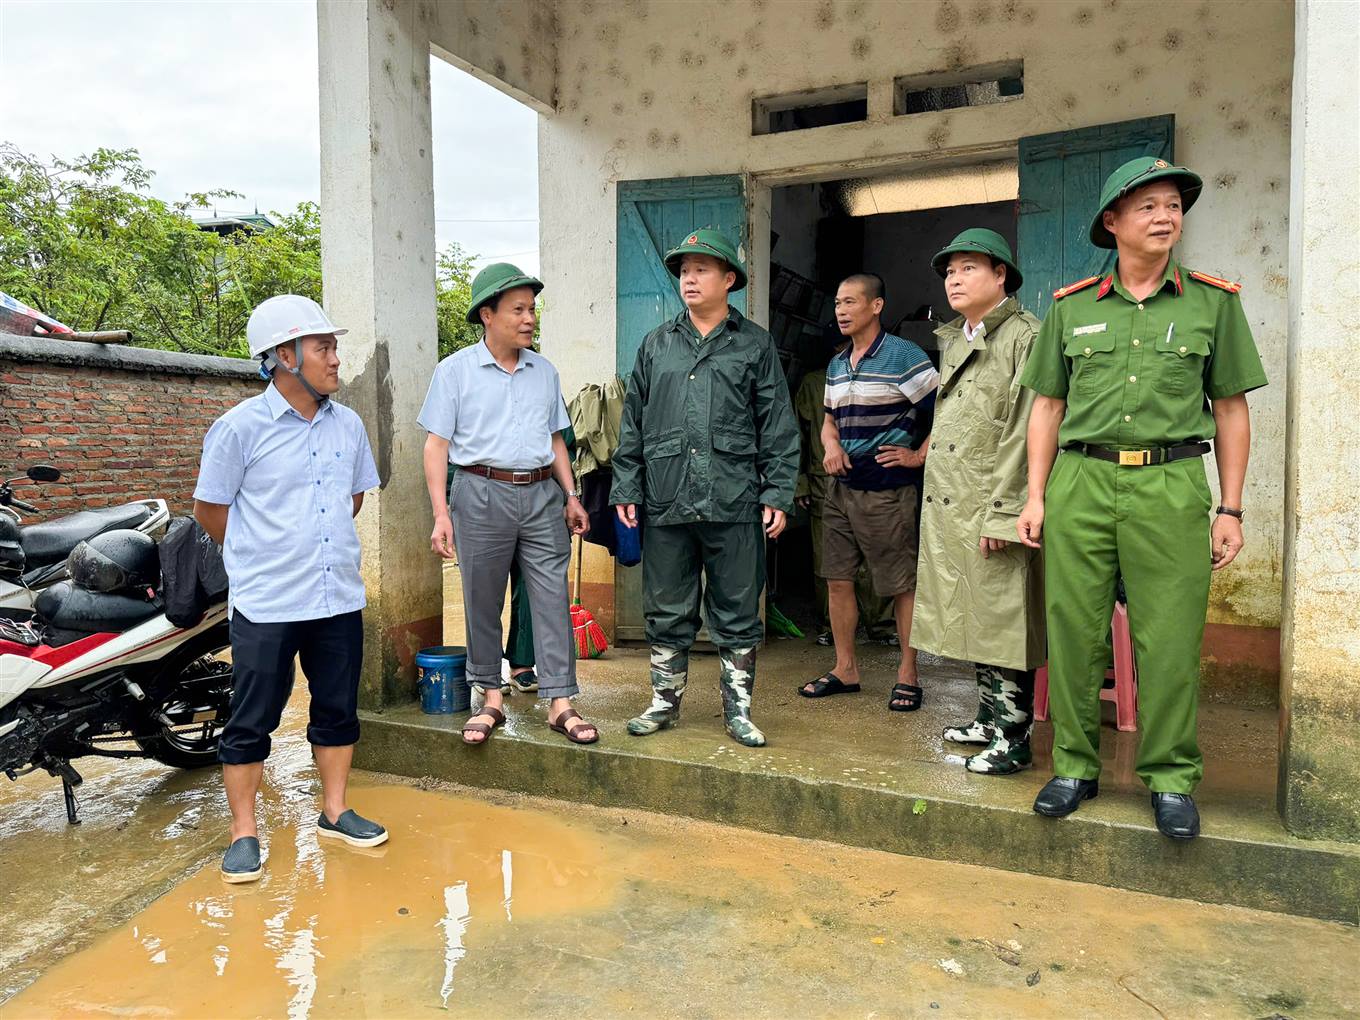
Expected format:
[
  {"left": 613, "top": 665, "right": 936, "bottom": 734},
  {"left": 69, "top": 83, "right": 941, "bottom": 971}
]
[
  {"left": 719, "top": 646, "right": 766, "bottom": 747},
  {"left": 965, "top": 666, "right": 1035, "bottom": 775},
  {"left": 627, "top": 646, "right": 688, "bottom": 736},
  {"left": 942, "top": 664, "right": 997, "bottom": 745}
]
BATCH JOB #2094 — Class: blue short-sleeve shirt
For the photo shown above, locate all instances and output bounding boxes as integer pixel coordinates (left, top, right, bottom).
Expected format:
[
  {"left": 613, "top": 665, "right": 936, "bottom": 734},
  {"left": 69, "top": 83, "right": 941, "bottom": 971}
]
[
  {"left": 417, "top": 340, "right": 571, "bottom": 469},
  {"left": 193, "top": 383, "right": 380, "bottom": 623}
]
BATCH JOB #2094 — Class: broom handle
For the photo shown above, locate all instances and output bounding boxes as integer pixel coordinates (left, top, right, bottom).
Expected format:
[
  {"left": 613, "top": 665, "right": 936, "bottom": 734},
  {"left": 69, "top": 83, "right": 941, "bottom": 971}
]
[{"left": 573, "top": 533, "right": 583, "bottom": 603}]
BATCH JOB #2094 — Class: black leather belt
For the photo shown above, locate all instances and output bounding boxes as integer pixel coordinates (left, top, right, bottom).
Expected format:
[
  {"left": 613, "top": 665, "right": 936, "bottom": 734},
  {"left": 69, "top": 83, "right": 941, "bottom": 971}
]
[
  {"left": 458, "top": 464, "right": 553, "bottom": 484},
  {"left": 1073, "top": 442, "right": 1211, "bottom": 467}
]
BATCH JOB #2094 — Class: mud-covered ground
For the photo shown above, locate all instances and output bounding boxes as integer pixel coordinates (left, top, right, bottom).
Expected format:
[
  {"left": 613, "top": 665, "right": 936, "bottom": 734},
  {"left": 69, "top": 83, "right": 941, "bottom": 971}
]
[{"left": 1, "top": 690, "right": 1356, "bottom": 1019}]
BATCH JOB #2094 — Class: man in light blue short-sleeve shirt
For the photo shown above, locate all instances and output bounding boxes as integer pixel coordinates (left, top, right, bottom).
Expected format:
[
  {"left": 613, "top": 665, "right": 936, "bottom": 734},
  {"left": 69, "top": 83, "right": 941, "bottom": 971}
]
[
  {"left": 419, "top": 263, "right": 596, "bottom": 749},
  {"left": 418, "top": 339, "right": 570, "bottom": 469},
  {"left": 196, "top": 383, "right": 378, "bottom": 622},
  {"left": 194, "top": 294, "right": 388, "bottom": 885}
]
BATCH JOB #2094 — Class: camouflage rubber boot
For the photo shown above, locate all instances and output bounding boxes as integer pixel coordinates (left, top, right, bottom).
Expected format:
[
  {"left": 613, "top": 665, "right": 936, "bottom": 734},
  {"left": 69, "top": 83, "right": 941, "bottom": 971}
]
[
  {"left": 718, "top": 646, "right": 766, "bottom": 747},
  {"left": 965, "top": 667, "right": 1035, "bottom": 775},
  {"left": 942, "top": 665, "right": 996, "bottom": 745},
  {"left": 627, "top": 646, "right": 689, "bottom": 736}
]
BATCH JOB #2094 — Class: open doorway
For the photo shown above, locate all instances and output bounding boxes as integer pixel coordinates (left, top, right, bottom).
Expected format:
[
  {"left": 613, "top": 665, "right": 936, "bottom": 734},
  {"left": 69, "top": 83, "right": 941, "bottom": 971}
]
[{"left": 764, "top": 163, "right": 1018, "bottom": 638}]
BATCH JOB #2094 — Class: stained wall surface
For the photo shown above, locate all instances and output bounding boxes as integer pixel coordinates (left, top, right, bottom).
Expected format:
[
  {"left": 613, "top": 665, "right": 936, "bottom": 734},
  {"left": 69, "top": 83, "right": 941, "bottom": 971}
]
[{"left": 536, "top": 0, "right": 1295, "bottom": 630}]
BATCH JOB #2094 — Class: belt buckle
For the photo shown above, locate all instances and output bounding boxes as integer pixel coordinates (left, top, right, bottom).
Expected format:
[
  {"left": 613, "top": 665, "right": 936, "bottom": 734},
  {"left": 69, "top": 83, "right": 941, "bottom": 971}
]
[
  {"left": 1119, "top": 450, "right": 1148, "bottom": 467},
  {"left": 511, "top": 470, "right": 533, "bottom": 485}
]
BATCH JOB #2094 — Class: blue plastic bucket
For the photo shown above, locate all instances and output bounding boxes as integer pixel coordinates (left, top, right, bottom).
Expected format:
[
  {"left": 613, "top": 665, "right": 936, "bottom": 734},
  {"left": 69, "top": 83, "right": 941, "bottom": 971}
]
[{"left": 415, "top": 646, "right": 470, "bottom": 714}]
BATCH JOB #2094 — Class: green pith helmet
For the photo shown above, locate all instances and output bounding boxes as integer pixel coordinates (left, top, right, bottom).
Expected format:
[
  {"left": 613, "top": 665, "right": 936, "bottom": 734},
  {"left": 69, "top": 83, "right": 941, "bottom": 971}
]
[
  {"left": 1090, "top": 156, "right": 1203, "bottom": 250},
  {"left": 931, "top": 228, "right": 1023, "bottom": 294},
  {"left": 465, "top": 262, "right": 544, "bottom": 324},
  {"left": 663, "top": 227, "right": 747, "bottom": 292}
]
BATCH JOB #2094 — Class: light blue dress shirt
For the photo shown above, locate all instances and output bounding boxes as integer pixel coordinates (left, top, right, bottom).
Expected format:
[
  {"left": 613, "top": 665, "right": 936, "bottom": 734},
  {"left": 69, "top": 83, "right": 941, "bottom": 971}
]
[
  {"left": 193, "top": 383, "right": 380, "bottom": 623},
  {"left": 418, "top": 340, "right": 571, "bottom": 470}
]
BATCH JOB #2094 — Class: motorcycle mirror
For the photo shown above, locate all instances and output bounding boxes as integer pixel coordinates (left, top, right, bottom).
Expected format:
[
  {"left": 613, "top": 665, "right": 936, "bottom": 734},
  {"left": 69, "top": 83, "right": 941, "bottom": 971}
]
[{"left": 26, "top": 465, "right": 61, "bottom": 482}]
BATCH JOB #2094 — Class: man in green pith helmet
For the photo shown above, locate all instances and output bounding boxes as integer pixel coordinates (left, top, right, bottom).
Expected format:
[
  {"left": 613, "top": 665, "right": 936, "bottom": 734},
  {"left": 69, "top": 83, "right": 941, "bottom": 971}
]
[
  {"left": 911, "top": 228, "right": 1045, "bottom": 776},
  {"left": 420, "top": 263, "right": 597, "bottom": 747},
  {"left": 1017, "top": 157, "right": 1267, "bottom": 839},
  {"left": 611, "top": 228, "right": 800, "bottom": 747}
]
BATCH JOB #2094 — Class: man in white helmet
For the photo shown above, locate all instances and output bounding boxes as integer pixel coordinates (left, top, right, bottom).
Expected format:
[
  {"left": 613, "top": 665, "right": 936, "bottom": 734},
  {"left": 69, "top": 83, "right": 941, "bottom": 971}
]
[{"left": 193, "top": 294, "right": 386, "bottom": 884}]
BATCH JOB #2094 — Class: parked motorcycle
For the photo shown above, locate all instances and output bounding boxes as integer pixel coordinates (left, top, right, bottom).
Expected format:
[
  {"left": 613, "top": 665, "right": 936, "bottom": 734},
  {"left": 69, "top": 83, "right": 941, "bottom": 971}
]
[
  {"left": 0, "top": 527, "right": 233, "bottom": 824},
  {"left": 0, "top": 464, "right": 169, "bottom": 609}
]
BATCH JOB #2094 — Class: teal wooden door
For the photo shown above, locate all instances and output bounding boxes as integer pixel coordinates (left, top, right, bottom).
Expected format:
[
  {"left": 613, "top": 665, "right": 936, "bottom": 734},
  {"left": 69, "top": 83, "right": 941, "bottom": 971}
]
[
  {"left": 616, "top": 175, "right": 747, "bottom": 374},
  {"left": 1017, "top": 115, "right": 1174, "bottom": 318},
  {"left": 614, "top": 175, "right": 748, "bottom": 643}
]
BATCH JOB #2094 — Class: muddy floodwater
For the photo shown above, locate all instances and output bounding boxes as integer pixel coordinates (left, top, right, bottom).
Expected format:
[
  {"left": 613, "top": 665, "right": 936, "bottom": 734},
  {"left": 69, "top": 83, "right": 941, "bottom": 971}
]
[{"left": 4, "top": 734, "right": 1359, "bottom": 1018}]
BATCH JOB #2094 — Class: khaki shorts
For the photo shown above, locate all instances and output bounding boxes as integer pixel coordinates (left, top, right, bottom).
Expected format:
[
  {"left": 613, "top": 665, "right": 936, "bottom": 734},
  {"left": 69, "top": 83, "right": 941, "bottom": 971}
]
[{"left": 818, "top": 482, "right": 919, "bottom": 597}]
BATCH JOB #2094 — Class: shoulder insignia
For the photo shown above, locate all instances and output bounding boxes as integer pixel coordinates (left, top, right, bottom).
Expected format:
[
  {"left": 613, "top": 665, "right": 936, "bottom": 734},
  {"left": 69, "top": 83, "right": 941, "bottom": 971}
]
[
  {"left": 1188, "top": 270, "right": 1243, "bottom": 293},
  {"left": 1052, "top": 276, "right": 1101, "bottom": 301}
]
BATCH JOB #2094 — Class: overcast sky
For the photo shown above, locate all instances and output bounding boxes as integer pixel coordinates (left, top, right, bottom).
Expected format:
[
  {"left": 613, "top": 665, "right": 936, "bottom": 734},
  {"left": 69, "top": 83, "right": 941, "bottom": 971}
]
[{"left": 0, "top": 0, "right": 540, "bottom": 274}]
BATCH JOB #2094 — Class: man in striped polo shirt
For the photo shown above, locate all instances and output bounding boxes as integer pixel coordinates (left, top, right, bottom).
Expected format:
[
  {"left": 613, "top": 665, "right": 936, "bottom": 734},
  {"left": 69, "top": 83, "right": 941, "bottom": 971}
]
[{"left": 799, "top": 273, "right": 940, "bottom": 712}]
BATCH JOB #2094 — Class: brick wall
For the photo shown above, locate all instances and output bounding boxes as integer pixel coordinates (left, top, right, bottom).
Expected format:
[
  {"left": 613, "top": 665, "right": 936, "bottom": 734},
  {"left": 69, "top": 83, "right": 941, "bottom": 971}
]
[{"left": 0, "top": 335, "right": 264, "bottom": 521}]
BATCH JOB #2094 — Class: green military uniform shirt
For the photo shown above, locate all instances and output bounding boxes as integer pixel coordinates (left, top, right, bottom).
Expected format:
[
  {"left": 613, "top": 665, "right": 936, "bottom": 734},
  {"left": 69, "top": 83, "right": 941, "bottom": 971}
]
[
  {"left": 611, "top": 305, "right": 799, "bottom": 526},
  {"left": 1020, "top": 262, "right": 1267, "bottom": 447}
]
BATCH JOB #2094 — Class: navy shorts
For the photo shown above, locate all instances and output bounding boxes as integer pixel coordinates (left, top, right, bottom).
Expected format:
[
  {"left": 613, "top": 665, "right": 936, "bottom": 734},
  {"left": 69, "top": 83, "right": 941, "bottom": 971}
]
[{"left": 219, "top": 610, "right": 363, "bottom": 765}]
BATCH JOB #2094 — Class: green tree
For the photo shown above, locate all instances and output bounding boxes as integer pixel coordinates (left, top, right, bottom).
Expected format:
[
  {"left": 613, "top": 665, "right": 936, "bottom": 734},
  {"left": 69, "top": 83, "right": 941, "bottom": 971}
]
[
  {"left": 1, "top": 145, "right": 510, "bottom": 360},
  {"left": 0, "top": 144, "right": 320, "bottom": 357}
]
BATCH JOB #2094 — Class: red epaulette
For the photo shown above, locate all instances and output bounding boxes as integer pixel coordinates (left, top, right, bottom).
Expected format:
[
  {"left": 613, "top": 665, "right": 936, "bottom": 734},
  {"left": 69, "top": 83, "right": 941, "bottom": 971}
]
[
  {"left": 1187, "top": 270, "right": 1243, "bottom": 294},
  {"left": 1052, "top": 276, "right": 1101, "bottom": 301}
]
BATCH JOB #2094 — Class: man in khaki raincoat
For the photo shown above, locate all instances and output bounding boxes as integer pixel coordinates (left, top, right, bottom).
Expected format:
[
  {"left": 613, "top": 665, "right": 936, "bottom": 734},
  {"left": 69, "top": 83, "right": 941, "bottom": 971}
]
[{"left": 911, "top": 229, "right": 1045, "bottom": 775}]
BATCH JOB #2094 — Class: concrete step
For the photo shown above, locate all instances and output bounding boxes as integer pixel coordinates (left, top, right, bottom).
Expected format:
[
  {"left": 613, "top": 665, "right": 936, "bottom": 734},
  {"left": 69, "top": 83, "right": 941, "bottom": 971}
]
[{"left": 356, "top": 644, "right": 1360, "bottom": 924}]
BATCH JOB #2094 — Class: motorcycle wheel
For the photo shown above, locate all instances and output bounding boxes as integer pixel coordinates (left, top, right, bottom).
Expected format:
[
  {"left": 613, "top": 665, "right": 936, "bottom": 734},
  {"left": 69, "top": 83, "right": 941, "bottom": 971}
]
[{"left": 134, "top": 644, "right": 233, "bottom": 770}]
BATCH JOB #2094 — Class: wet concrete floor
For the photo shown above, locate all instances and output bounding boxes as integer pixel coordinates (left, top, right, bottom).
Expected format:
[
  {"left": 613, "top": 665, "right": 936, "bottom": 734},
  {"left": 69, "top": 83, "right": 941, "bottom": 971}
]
[{"left": 3, "top": 693, "right": 1358, "bottom": 1019}]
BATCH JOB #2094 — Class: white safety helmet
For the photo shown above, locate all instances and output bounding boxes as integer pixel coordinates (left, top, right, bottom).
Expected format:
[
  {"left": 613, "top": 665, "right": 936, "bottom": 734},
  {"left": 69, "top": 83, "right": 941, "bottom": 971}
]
[
  {"left": 245, "top": 295, "right": 347, "bottom": 399},
  {"left": 246, "top": 295, "right": 347, "bottom": 359}
]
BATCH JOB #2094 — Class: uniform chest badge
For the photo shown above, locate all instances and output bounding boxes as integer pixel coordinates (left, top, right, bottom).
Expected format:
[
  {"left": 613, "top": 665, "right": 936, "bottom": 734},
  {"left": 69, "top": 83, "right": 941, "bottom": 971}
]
[{"left": 1072, "top": 323, "right": 1108, "bottom": 336}]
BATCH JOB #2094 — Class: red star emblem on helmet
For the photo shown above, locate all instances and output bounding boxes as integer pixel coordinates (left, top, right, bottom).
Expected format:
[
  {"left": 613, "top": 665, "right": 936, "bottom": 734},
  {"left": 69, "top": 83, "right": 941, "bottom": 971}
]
[
  {"left": 1154, "top": 159, "right": 1168, "bottom": 168},
  {"left": 687, "top": 234, "right": 697, "bottom": 244}
]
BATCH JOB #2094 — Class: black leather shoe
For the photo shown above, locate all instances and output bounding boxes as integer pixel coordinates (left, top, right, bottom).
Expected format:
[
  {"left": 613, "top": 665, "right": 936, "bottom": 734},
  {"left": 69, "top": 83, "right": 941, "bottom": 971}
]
[
  {"left": 1151, "top": 793, "right": 1200, "bottom": 840},
  {"left": 1033, "top": 776, "right": 1099, "bottom": 817}
]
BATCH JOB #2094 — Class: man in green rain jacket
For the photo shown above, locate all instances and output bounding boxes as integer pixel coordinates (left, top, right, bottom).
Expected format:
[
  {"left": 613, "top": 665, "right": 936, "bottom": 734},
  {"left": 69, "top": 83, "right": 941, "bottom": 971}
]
[
  {"left": 612, "top": 228, "right": 800, "bottom": 747},
  {"left": 911, "top": 229, "right": 1045, "bottom": 776}
]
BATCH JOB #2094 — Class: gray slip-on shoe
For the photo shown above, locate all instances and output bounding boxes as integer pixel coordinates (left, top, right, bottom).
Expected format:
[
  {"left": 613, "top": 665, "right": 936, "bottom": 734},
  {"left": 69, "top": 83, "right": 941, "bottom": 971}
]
[
  {"left": 221, "top": 836, "right": 262, "bottom": 883},
  {"left": 317, "top": 809, "right": 389, "bottom": 848}
]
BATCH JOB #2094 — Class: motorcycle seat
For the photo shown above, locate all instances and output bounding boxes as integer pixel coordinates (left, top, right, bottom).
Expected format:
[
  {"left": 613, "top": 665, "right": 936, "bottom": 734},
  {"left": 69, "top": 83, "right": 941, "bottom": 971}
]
[
  {"left": 21, "top": 503, "right": 154, "bottom": 567},
  {"left": 35, "top": 580, "right": 160, "bottom": 635}
]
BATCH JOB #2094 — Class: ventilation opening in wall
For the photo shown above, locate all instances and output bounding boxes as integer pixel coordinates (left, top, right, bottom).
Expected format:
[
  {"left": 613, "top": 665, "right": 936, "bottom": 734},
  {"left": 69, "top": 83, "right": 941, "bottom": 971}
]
[
  {"left": 894, "top": 61, "right": 1024, "bottom": 116},
  {"left": 753, "top": 83, "right": 868, "bottom": 136}
]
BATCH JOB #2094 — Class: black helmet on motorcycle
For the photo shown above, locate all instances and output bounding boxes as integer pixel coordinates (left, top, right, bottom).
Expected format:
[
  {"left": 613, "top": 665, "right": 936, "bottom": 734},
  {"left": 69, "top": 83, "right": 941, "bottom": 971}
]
[
  {"left": 68, "top": 530, "right": 159, "bottom": 593},
  {"left": 0, "top": 515, "right": 22, "bottom": 575}
]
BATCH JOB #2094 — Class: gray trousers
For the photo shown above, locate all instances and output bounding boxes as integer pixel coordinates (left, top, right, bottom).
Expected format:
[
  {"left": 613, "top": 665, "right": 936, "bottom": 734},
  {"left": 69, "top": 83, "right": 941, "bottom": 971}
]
[{"left": 450, "top": 470, "right": 578, "bottom": 698}]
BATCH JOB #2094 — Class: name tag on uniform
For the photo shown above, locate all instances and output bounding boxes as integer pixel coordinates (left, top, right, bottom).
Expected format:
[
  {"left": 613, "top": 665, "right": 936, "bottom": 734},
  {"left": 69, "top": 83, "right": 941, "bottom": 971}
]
[{"left": 1072, "top": 323, "right": 1108, "bottom": 336}]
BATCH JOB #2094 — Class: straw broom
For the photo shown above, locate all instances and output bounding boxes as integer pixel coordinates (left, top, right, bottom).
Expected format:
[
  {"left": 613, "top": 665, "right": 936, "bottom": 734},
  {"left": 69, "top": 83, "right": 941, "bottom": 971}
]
[{"left": 570, "top": 533, "right": 608, "bottom": 658}]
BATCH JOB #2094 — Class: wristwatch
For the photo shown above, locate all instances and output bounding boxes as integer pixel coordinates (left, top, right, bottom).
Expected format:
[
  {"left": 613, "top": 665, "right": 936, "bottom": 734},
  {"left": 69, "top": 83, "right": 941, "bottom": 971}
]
[
  {"left": 565, "top": 488, "right": 582, "bottom": 501},
  {"left": 1215, "top": 505, "right": 1244, "bottom": 520}
]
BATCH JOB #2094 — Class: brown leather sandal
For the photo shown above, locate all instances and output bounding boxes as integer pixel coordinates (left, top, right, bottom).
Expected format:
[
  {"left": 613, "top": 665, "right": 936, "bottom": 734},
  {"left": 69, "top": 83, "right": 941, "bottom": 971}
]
[
  {"left": 548, "top": 708, "right": 599, "bottom": 745},
  {"left": 462, "top": 706, "right": 505, "bottom": 745}
]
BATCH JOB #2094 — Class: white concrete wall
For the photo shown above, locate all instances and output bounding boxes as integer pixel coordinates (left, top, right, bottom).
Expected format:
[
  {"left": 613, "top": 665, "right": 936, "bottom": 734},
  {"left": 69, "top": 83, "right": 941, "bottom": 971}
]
[
  {"left": 537, "top": 0, "right": 1294, "bottom": 628},
  {"left": 427, "top": 0, "right": 557, "bottom": 113},
  {"left": 318, "top": 0, "right": 443, "bottom": 704},
  {"left": 1278, "top": 0, "right": 1360, "bottom": 839}
]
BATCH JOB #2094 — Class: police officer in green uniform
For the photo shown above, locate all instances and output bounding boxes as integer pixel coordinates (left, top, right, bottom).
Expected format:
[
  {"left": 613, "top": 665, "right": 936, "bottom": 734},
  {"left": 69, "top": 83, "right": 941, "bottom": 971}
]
[
  {"left": 1017, "top": 157, "right": 1267, "bottom": 839},
  {"left": 612, "top": 228, "right": 800, "bottom": 747}
]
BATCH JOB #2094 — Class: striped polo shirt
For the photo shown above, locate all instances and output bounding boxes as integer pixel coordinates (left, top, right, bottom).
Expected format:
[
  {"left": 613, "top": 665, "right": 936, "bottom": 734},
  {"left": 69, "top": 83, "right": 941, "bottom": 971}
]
[{"left": 824, "top": 330, "right": 940, "bottom": 491}]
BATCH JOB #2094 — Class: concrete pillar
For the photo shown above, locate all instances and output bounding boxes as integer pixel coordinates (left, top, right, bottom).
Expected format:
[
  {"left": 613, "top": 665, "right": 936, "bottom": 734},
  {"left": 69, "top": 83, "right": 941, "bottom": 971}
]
[
  {"left": 1278, "top": 0, "right": 1360, "bottom": 841},
  {"left": 318, "top": 0, "right": 441, "bottom": 710}
]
